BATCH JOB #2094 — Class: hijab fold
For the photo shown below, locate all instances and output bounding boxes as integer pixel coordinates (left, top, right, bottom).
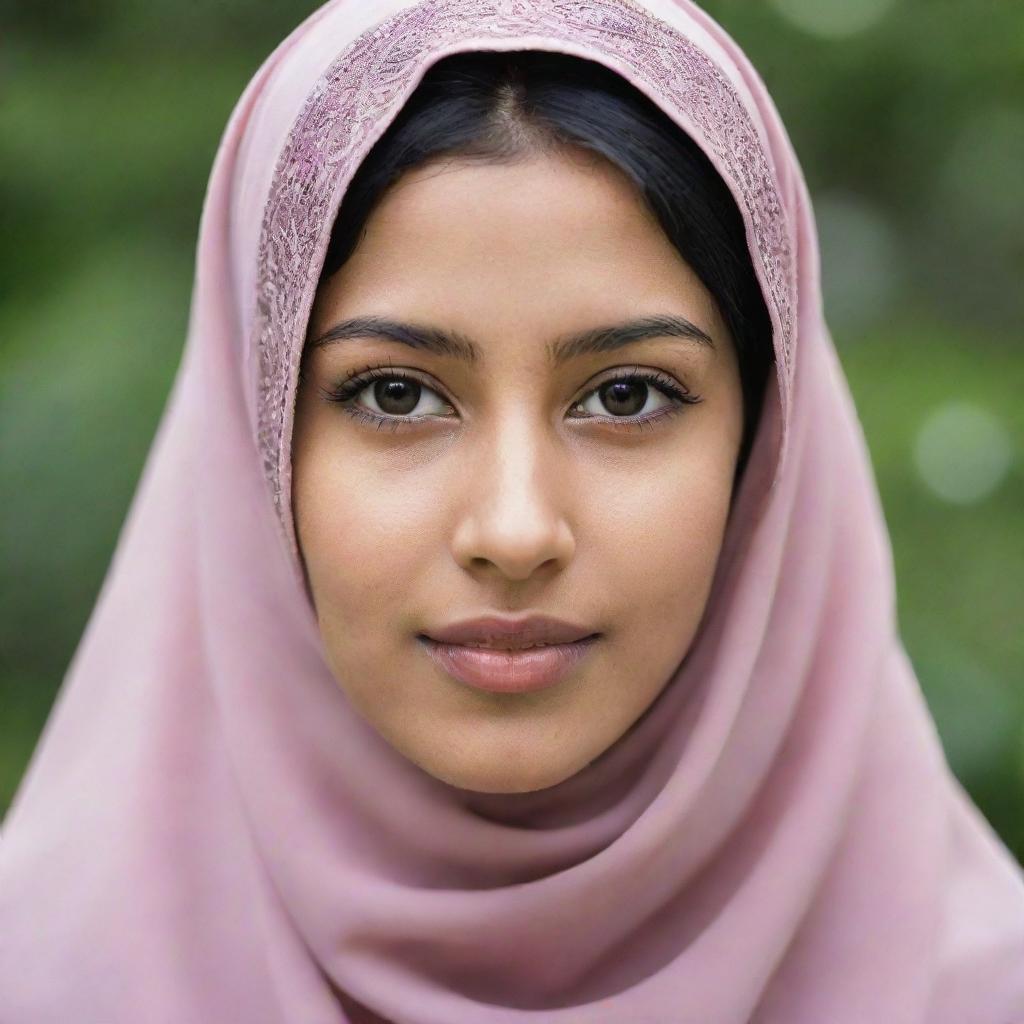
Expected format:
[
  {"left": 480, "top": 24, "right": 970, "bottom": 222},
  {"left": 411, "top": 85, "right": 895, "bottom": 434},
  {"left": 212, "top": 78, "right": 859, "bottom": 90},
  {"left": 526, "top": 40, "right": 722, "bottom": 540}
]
[{"left": 2, "top": 0, "right": 1023, "bottom": 1020}]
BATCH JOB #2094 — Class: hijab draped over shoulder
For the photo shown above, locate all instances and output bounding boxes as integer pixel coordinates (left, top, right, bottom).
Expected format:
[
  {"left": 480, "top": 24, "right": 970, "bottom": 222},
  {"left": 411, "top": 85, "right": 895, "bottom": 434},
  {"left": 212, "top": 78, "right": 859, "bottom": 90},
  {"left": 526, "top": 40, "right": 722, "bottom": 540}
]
[{"left": 2, "top": 0, "right": 1023, "bottom": 1020}]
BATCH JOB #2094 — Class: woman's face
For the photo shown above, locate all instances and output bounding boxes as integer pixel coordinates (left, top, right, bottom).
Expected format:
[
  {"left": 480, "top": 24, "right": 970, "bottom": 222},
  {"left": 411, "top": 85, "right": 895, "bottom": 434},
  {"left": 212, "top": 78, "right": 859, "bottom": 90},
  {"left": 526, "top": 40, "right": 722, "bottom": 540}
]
[{"left": 292, "top": 149, "right": 744, "bottom": 794}]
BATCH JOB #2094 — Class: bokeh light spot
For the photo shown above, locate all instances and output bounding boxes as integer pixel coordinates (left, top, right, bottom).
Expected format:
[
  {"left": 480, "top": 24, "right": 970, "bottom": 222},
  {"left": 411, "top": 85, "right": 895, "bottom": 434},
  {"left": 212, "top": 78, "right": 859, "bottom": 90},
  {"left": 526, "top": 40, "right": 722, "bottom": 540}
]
[
  {"left": 914, "top": 401, "right": 1014, "bottom": 505},
  {"left": 768, "top": 0, "right": 899, "bottom": 38}
]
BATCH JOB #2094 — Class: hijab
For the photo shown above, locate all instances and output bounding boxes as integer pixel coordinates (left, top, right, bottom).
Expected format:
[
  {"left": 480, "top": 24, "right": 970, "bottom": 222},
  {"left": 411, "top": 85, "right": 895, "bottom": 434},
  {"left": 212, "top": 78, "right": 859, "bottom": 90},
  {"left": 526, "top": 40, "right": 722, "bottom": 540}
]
[{"left": 2, "top": 0, "right": 1023, "bottom": 1020}]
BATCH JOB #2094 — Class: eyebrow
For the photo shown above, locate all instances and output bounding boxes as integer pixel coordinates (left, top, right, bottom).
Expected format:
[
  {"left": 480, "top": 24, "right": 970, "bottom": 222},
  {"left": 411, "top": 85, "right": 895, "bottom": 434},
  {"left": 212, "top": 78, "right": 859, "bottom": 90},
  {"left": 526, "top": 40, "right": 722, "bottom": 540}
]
[{"left": 307, "top": 313, "right": 714, "bottom": 367}]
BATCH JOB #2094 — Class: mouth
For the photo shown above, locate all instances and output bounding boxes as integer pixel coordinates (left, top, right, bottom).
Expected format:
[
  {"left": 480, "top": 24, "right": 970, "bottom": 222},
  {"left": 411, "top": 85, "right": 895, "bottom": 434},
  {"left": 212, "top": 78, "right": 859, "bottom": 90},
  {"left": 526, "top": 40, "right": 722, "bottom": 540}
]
[{"left": 416, "top": 634, "right": 601, "bottom": 694}]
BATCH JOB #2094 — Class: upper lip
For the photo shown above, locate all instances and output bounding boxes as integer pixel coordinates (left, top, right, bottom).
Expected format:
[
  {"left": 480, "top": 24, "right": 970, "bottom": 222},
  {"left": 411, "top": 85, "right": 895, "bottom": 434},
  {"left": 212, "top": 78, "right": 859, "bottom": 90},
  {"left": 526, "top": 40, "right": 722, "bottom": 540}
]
[{"left": 421, "top": 614, "right": 600, "bottom": 650}]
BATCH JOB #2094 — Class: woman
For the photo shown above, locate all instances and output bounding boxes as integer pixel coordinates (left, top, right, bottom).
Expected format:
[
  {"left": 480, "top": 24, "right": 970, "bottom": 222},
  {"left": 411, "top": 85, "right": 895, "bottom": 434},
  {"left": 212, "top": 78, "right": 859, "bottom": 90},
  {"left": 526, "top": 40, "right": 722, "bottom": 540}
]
[{"left": 1, "top": 0, "right": 1022, "bottom": 1020}]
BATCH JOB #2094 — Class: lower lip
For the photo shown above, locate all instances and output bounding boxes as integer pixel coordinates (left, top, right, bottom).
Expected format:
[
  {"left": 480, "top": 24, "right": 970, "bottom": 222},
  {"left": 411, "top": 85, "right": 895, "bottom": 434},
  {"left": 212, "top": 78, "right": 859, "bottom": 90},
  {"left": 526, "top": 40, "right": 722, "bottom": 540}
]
[{"left": 418, "top": 635, "right": 600, "bottom": 694}]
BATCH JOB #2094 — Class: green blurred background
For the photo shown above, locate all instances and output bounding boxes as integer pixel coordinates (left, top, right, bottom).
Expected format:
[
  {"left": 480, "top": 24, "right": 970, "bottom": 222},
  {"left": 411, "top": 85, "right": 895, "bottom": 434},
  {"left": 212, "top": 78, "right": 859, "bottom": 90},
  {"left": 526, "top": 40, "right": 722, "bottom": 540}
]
[{"left": 1, "top": 0, "right": 1021, "bottom": 856}]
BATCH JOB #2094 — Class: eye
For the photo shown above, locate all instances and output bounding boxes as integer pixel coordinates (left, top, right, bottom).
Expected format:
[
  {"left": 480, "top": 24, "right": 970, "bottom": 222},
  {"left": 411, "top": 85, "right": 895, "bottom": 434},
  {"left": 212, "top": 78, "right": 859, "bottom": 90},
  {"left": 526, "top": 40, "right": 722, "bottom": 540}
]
[
  {"left": 573, "top": 375, "right": 674, "bottom": 419},
  {"left": 350, "top": 374, "right": 451, "bottom": 419},
  {"left": 569, "top": 368, "right": 701, "bottom": 427},
  {"left": 318, "top": 365, "right": 455, "bottom": 431}
]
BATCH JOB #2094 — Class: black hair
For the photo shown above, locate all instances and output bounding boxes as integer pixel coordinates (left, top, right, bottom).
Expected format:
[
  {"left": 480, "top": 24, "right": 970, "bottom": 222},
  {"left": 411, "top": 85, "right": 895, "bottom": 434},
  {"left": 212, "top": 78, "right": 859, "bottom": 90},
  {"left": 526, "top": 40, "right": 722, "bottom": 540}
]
[{"left": 316, "top": 49, "right": 774, "bottom": 477}]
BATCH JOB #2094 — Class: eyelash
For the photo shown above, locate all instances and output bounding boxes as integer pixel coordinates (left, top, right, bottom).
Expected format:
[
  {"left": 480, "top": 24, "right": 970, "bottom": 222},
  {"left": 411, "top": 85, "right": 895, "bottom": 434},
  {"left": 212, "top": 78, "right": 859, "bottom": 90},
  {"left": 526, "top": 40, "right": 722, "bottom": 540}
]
[{"left": 317, "top": 362, "right": 703, "bottom": 434}]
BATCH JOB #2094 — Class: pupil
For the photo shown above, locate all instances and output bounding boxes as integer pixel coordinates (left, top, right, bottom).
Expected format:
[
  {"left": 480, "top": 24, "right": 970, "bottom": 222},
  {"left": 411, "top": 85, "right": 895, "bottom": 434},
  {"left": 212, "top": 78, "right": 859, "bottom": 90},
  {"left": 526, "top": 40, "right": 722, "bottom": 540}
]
[
  {"left": 375, "top": 379, "right": 420, "bottom": 416},
  {"left": 603, "top": 380, "right": 646, "bottom": 416}
]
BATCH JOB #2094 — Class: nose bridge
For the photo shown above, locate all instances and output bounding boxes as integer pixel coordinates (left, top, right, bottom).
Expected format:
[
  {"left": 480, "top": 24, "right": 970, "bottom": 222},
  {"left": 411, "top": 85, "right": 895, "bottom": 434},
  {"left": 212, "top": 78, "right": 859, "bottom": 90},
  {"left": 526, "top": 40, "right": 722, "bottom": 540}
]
[{"left": 451, "top": 407, "right": 574, "bottom": 580}]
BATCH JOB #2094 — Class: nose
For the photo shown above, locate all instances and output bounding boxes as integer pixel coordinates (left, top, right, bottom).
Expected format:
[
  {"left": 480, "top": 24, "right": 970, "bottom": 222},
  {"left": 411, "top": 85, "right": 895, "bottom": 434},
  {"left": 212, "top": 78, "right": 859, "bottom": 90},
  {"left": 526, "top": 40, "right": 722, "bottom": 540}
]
[{"left": 450, "top": 416, "right": 576, "bottom": 582}]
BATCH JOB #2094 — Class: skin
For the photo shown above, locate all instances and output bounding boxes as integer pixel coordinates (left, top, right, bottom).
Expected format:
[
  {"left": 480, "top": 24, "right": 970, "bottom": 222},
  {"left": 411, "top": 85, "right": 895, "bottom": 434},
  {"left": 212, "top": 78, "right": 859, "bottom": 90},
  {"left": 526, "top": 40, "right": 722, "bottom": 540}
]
[{"left": 292, "top": 148, "right": 744, "bottom": 794}]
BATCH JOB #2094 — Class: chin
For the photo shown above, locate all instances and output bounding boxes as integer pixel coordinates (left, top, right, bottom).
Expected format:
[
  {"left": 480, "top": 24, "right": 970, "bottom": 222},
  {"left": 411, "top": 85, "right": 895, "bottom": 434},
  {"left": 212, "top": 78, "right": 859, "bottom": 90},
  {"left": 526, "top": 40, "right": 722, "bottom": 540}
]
[{"left": 419, "top": 751, "right": 584, "bottom": 795}]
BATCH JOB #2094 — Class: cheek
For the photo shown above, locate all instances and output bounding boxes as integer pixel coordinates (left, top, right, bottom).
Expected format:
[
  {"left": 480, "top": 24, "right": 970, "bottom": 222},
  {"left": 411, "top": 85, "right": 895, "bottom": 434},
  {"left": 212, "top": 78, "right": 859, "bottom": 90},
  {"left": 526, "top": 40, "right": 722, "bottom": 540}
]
[
  {"left": 292, "top": 424, "right": 459, "bottom": 659},
  {"left": 591, "top": 437, "right": 736, "bottom": 647}
]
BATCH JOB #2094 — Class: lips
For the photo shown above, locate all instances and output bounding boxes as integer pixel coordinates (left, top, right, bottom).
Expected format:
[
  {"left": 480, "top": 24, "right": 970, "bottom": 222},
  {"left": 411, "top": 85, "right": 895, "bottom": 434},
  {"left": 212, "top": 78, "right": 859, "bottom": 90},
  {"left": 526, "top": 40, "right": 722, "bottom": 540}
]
[
  {"left": 421, "top": 614, "right": 599, "bottom": 650},
  {"left": 418, "top": 614, "right": 601, "bottom": 694}
]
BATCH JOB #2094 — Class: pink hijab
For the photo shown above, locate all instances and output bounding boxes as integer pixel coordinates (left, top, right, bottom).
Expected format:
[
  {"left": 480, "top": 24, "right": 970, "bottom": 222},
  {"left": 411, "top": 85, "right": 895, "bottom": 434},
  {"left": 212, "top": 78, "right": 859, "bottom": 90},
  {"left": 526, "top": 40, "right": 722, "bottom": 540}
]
[{"left": 2, "top": 0, "right": 1022, "bottom": 1020}]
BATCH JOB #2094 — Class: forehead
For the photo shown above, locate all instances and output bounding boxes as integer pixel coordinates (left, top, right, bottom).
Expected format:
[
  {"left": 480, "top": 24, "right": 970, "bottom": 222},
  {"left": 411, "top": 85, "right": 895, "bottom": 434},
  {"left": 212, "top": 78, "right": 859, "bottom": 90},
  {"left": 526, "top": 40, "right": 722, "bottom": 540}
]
[
  {"left": 310, "top": 152, "right": 726, "bottom": 345},
  {"left": 365, "top": 149, "right": 654, "bottom": 240}
]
